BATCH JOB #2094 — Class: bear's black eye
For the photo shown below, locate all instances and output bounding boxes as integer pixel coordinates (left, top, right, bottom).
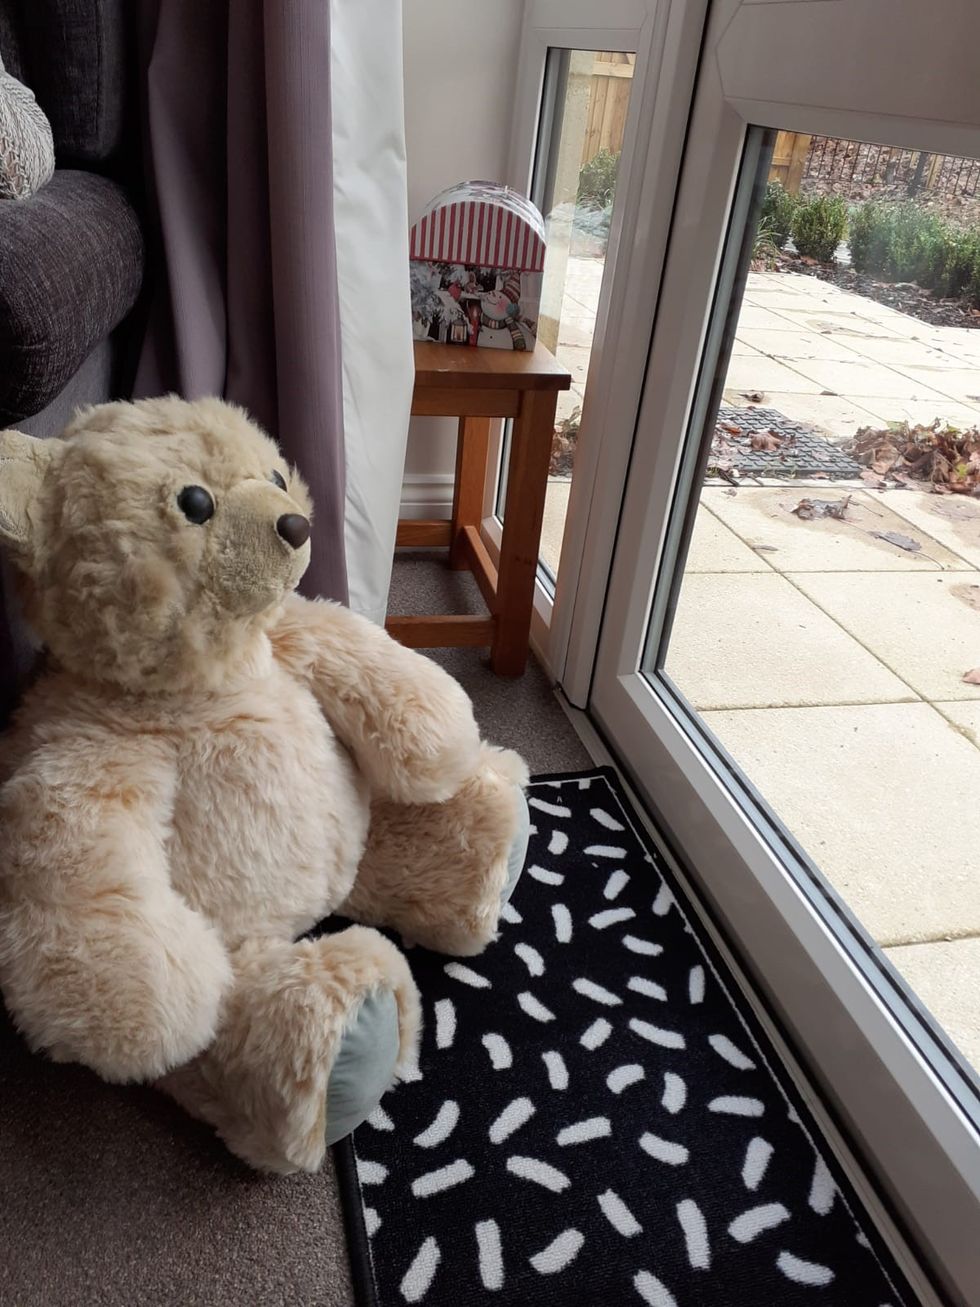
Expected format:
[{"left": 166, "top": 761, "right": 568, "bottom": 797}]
[
  {"left": 177, "top": 485, "right": 215, "bottom": 525},
  {"left": 271, "top": 469, "right": 287, "bottom": 491}
]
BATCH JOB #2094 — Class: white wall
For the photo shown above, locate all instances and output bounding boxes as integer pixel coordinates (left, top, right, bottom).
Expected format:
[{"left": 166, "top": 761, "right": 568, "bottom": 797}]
[{"left": 401, "top": 0, "right": 526, "bottom": 510}]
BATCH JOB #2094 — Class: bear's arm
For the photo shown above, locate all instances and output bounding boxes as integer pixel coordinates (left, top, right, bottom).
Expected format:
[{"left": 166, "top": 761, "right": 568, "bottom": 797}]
[
  {"left": 0, "top": 731, "right": 232, "bottom": 1083},
  {"left": 269, "top": 594, "right": 482, "bottom": 804}
]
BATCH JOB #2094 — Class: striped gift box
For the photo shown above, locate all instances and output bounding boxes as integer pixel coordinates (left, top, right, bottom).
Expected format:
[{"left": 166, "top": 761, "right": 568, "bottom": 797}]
[{"left": 410, "top": 181, "right": 546, "bottom": 351}]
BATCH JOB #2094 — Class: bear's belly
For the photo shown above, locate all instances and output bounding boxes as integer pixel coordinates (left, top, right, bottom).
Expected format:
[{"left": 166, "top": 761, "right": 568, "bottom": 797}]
[{"left": 167, "top": 669, "right": 369, "bottom": 945}]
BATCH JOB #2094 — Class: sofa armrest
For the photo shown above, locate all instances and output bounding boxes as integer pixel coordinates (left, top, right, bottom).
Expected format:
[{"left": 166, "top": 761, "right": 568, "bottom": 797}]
[{"left": 0, "top": 169, "right": 144, "bottom": 425}]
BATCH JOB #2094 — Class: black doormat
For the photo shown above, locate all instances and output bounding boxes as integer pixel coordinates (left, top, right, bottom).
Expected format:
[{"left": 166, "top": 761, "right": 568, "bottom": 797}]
[
  {"left": 711, "top": 406, "right": 864, "bottom": 480},
  {"left": 334, "top": 768, "right": 912, "bottom": 1307}
]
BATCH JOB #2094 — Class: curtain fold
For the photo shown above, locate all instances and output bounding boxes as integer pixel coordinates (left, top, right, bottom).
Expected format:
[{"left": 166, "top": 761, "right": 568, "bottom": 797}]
[{"left": 135, "top": 0, "right": 348, "bottom": 604}]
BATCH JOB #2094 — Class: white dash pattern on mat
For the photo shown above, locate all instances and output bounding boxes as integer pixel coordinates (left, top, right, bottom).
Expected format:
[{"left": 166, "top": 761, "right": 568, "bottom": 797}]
[
  {"left": 708, "top": 1095, "right": 765, "bottom": 1117},
  {"left": 434, "top": 998, "right": 456, "bottom": 1049},
  {"left": 528, "top": 864, "right": 565, "bottom": 886},
  {"left": 514, "top": 942, "right": 544, "bottom": 976},
  {"left": 529, "top": 1228, "right": 584, "bottom": 1275},
  {"left": 661, "top": 1072, "right": 687, "bottom": 1114},
  {"left": 356, "top": 1159, "right": 388, "bottom": 1185},
  {"left": 364, "top": 1206, "right": 381, "bottom": 1237},
  {"left": 623, "top": 934, "right": 663, "bottom": 956},
  {"left": 604, "top": 869, "right": 630, "bottom": 900},
  {"left": 444, "top": 961, "right": 490, "bottom": 988},
  {"left": 589, "top": 907, "right": 636, "bottom": 930},
  {"left": 489, "top": 1097, "right": 536, "bottom": 1144},
  {"left": 629, "top": 1018, "right": 685, "bottom": 1050},
  {"left": 481, "top": 1032, "right": 512, "bottom": 1070},
  {"left": 413, "top": 1100, "right": 460, "bottom": 1149},
  {"left": 367, "top": 1105, "right": 394, "bottom": 1131},
  {"left": 580, "top": 1017, "right": 613, "bottom": 1050},
  {"left": 628, "top": 976, "right": 667, "bottom": 1001},
  {"left": 528, "top": 797, "right": 571, "bottom": 817},
  {"left": 652, "top": 884, "right": 674, "bottom": 916},
  {"left": 708, "top": 1033, "right": 755, "bottom": 1070},
  {"left": 585, "top": 844, "right": 628, "bottom": 859},
  {"left": 518, "top": 991, "right": 555, "bottom": 1022},
  {"left": 607, "top": 1064, "right": 645, "bottom": 1094},
  {"left": 688, "top": 965, "right": 705, "bottom": 1004},
  {"left": 399, "top": 1236, "right": 441, "bottom": 1304},
  {"left": 591, "top": 807, "right": 625, "bottom": 831},
  {"left": 776, "top": 1251, "right": 834, "bottom": 1286},
  {"left": 548, "top": 829, "right": 568, "bottom": 856},
  {"left": 742, "top": 1137, "right": 773, "bottom": 1191},
  {"left": 677, "top": 1199, "right": 710, "bottom": 1269},
  {"left": 573, "top": 977, "right": 622, "bottom": 1006},
  {"left": 475, "top": 1220, "right": 503, "bottom": 1291},
  {"left": 542, "top": 1050, "right": 569, "bottom": 1090},
  {"left": 639, "top": 1132, "right": 689, "bottom": 1166},
  {"left": 500, "top": 901, "right": 522, "bottom": 924},
  {"left": 598, "top": 1189, "right": 642, "bottom": 1237},
  {"left": 634, "top": 1270, "right": 679, "bottom": 1307},
  {"left": 729, "top": 1203, "right": 790, "bottom": 1243},
  {"left": 809, "top": 1155, "right": 836, "bottom": 1215},
  {"left": 506, "top": 1155, "right": 570, "bottom": 1192},
  {"left": 411, "top": 1159, "right": 475, "bottom": 1198},
  {"left": 556, "top": 1116, "right": 611, "bottom": 1146},
  {"left": 552, "top": 903, "right": 573, "bottom": 943}
]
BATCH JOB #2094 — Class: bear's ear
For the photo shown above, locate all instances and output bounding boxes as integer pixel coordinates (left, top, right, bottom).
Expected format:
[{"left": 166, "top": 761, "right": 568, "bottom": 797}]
[{"left": 0, "top": 429, "right": 54, "bottom": 556}]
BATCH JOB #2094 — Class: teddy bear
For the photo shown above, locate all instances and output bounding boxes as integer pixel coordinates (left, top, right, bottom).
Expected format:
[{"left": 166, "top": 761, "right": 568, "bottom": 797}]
[{"left": 0, "top": 396, "right": 529, "bottom": 1175}]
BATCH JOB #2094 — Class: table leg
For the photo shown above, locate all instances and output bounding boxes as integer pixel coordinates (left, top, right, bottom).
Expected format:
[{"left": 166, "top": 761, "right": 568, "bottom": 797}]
[
  {"left": 450, "top": 416, "right": 491, "bottom": 570},
  {"left": 492, "top": 390, "right": 556, "bottom": 676}
]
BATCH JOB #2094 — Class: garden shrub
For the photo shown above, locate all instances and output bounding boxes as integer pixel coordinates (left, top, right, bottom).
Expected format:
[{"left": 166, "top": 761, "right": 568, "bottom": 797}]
[
  {"left": 847, "top": 199, "right": 980, "bottom": 306},
  {"left": 759, "top": 181, "right": 799, "bottom": 249},
  {"left": 790, "top": 196, "right": 848, "bottom": 262},
  {"left": 577, "top": 149, "right": 620, "bottom": 209}
]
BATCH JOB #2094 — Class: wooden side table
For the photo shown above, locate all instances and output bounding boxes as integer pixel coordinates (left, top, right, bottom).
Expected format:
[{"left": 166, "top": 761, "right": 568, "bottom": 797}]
[{"left": 386, "top": 340, "right": 571, "bottom": 676}]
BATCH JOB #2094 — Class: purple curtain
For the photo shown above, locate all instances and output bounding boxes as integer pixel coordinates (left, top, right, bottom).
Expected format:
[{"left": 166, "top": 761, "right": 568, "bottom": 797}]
[{"left": 135, "top": 0, "right": 348, "bottom": 603}]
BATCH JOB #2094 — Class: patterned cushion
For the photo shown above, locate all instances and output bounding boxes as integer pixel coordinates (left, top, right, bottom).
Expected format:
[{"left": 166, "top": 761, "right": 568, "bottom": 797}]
[{"left": 0, "top": 53, "right": 54, "bottom": 200}]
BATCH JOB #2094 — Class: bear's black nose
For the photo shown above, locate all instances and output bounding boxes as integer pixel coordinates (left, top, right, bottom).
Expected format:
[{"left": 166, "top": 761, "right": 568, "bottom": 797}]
[{"left": 276, "top": 513, "right": 311, "bottom": 550}]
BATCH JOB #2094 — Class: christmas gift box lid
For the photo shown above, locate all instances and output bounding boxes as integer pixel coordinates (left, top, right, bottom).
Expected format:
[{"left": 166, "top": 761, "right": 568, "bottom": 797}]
[{"left": 410, "top": 180, "right": 546, "bottom": 272}]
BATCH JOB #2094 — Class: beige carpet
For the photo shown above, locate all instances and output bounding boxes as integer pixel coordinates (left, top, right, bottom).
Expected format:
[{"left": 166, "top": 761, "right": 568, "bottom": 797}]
[{"left": 0, "top": 553, "right": 589, "bottom": 1305}]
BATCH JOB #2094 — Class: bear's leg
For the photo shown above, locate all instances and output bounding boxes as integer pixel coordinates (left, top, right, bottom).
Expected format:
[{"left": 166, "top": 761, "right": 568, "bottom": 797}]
[
  {"left": 342, "top": 746, "right": 531, "bottom": 957},
  {"left": 157, "top": 925, "right": 420, "bottom": 1174}
]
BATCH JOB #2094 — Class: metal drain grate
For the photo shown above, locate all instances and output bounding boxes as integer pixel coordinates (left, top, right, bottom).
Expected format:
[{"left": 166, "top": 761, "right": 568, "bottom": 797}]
[{"left": 711, "top": 405, "right": 863, "bottom": 479}]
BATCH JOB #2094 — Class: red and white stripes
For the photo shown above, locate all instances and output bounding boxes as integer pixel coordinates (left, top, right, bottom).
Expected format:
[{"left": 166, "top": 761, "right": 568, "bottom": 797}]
[{"left": 410, "top": 188, "right": 545, "bottom": 271}]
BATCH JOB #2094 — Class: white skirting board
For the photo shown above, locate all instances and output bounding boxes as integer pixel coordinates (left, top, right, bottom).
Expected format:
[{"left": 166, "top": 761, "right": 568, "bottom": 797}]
[
  {"left": 331, "top": 0, "right": 414, "bottom": 625},
  {"left": 399, "top": 473, "right": 455, "bottom": 521}
]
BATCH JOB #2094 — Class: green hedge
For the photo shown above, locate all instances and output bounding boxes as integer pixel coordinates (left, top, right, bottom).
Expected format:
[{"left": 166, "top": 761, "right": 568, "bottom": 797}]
[
  {"left": 790, "top": 196, "right": 848, "bottom": 262},
  {"left": 848, "top": 199, "right": 980, "bottom": 307}
]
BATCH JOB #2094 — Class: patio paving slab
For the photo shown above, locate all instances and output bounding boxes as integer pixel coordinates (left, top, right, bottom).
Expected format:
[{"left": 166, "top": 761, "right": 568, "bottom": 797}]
[
  {"left": 541, "top": 479, "right": 570, "bottom": 575},
  {"left": 702, "top": 487, "right": 966, "bottom": 572},
  {"left": 737, "top": 305, "right": 805, "bottom": 331},
  {"left": 665, "top": 572, "right": 914, "bottom": 710},
  {"left": 856, "top": 398, "right": 980, "bottom": 429},
  {"left": 724, "top": 355, "right": 824, "bottom": 394},
  {"left": 790, "top": 571, "right": 980, "bottom": 702},
  {"left": 783, "top": 357, "right": 952, "bottom": 402},
  {"left": 930, "top": 700, "right": 980, "bottom": 747},
  {"left": 841, "top": 335, "right": 977, "bottom": 368},
  {"left": 686, "top": 506, "right": 774, "bottom": 573},
  {"left": 875, "top": 491, "right": 980, "bottom": 570},
  {"left": 701, "top": 703, "right": 980, "bottom": 947},
  {"left": 884, "top": 939, "right": 980, "bottom": 1072},
  {"left": 898, "top": 366, "right": 980, "bottom": 405},
  {"left": 735, "top": 328, "right": 868, "bottom": 363}
]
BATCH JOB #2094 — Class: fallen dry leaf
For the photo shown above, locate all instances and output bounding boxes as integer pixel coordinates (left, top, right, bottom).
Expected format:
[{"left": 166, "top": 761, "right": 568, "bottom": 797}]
[
  {"left": 871, "top": 530, "right": 921, "bottom": 553},
  {"left": 792, "top": 497, "right": 851, "bottom": 521},
  {"left": 962, "top": 668, "right": 980, "bottom": 684},
  {"left": 860, "top": 469, "right": 885, "bottom": 489},
  {"left": 718, "top": 421, "right": 742, "bottom": 436},
  {"left": 740, "top": 391, "right": 765, "bottom": 404},
  {"left": 750, "top": 430, "right": 784, "bottom": 452}
]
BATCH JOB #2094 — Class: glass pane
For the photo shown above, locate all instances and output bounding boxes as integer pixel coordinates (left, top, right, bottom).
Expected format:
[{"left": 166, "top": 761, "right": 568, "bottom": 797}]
[
  {"left": 654, "top": 130, "right": 980, "bottom": 1077},
  {"left": 498, "top": 49, "right": 635, "bottom": 587}
]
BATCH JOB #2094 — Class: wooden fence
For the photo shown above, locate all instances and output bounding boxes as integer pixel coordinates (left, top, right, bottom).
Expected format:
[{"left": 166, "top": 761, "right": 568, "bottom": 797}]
[
  {"left": 769, "top": 131, "right": 980, "bottom": 200},
  {"left": 580, "top": 52, "right": 635, "bottom": 167}
]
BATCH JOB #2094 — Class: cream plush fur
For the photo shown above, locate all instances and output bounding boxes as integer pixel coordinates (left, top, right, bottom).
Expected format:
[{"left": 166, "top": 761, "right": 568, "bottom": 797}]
[{"left": 0, "top": 396, "right": 527, "bottom": 1174}]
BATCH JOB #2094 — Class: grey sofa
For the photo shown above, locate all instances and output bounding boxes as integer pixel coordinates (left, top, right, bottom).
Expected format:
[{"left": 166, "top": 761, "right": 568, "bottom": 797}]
[{"left": 0, "top": 0, "right": 145, "bottom": 723}]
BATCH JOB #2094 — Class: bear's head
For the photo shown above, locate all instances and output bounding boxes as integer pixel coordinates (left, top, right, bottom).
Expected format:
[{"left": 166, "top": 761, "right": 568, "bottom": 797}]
[{"left": 0, "top": 396, "right": 313, "bottom": 692}]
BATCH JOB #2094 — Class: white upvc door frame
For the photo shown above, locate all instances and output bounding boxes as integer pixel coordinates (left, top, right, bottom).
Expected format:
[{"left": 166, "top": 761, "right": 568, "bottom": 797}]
[
  {"left": 589, "top": 2, "right": 980, "bottom": 1302},
  {"left": 478, "top": 0, "right": 706, "bottom": 694}
]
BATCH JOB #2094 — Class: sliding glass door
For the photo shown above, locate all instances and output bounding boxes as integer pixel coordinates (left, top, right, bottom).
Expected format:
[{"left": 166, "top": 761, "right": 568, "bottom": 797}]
[{"left": 589, "top": 2, "right": 980, "bottom": 1301}]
